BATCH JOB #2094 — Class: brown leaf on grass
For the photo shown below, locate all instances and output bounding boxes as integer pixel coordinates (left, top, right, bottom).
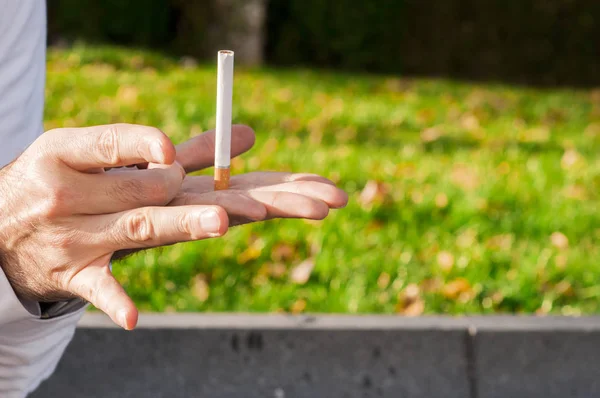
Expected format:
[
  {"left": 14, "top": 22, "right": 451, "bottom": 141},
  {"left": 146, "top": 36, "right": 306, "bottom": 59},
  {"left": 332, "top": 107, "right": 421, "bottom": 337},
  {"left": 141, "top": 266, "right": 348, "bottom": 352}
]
[
  {"left": 270, "top": 263, "right": 288, "bottom": 279},
  {"left": 420, "top": 127, "right": 443, "bottom": 143},
  {"left": 237, "top": 237, "right": 265, "bottom": 264},
  {"left": 442, "top": 278, "right": 472, "bottom": 300},
  {"left": 403, "top": 299, "right": 425, "bottom": 316},
  {"left": 561, "top": 149, "right": 582, "bottom": 170},
  {"left": 377, "top": 272, "right": 391, "bottom": 289},
  {"left": 396, "top": 283, "right": 424, "bottom": 316},
  {"left": 460, "top": 113, "right": 480, "bottom": 132},
  {"left": 291, "top": 299, "right": 307, "bottom": 314},
  {"left": 258, "top": 262, "right": 287, "bottom": 280},
  {"left": 435, "top": 193, "right": 449, "bottom": 208},
  {"left": 237, "top": 246, "right": 262, "bottom": 264},
  {"left": 359, "top": 180, "right": 388, "bottom": 209},
  {"left": 550, "top": 232, "right": 569, "bottom": 250},
  {"left": 451, "top": 165, "right": 480, "bottom": 191},
  {"left": 116, "top": 85, "right": 139, "bottom": 105},
  {"left": 437, "top": 251, "right": 455, "bottom": 272},
  {"left": 290, "top": 259, "right": 316, "bottom": 285},
  {"left": 192, "top": 274, "right": 210, "bottom": 302},
  {"left": 421, "top": 278, "right": 442, "bottom": 293},
  {"left": 271, "top": 243, "right": 297, "bottom": 262}
]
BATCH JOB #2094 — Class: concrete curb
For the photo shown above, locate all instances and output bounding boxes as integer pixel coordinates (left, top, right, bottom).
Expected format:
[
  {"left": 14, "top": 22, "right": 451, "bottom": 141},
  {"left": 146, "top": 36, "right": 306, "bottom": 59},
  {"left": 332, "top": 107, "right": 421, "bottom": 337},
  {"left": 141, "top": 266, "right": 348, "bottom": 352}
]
[{"left": 31, "top": 314, "right": 600, "bottom": 398}]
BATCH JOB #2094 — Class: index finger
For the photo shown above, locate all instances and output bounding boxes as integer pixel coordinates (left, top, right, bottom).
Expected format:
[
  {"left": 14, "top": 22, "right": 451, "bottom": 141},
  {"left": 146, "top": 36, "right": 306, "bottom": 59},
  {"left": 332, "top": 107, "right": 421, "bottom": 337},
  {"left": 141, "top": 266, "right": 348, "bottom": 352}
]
[{"left": 43, "top": 124, "right": 176, "bottom": 170}]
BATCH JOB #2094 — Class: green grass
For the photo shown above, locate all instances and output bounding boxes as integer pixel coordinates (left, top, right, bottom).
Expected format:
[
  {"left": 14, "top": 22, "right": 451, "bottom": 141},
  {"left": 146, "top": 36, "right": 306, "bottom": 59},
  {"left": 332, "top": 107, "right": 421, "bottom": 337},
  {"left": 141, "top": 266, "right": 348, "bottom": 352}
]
[{"left": 45, "top": 45, "right": 600, "bottom": 315}]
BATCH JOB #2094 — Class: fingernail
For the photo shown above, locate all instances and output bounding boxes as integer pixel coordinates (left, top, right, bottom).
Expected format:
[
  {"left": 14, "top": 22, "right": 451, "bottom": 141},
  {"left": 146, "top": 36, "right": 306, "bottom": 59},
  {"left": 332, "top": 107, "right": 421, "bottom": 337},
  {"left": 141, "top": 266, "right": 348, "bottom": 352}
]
[
  {"left": 201, "top": 210, "right": 221, "bottom": 234},
  {"left": 117, "top": 309, "right": 129, "bottom": 330},
  {"left": 151, "top": 142, "right": 165, "bottom": 163}
]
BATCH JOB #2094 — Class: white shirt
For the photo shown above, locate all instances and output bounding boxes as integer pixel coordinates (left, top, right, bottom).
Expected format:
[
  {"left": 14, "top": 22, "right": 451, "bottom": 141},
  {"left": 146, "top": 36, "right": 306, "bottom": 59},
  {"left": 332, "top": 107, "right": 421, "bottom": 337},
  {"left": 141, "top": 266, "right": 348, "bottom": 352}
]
[{"left": 0, "top": 1, "right": 86, "bottom": 397}]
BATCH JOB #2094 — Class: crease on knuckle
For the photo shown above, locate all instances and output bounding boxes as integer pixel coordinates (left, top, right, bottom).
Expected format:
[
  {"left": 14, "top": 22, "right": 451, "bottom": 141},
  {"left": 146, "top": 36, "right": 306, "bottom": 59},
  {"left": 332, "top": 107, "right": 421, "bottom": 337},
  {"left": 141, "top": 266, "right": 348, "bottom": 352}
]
[
  {"left": 97, "top": 126, "right": 121, "bottom": 166},
  {"left": 175, "top": 213, "right": 194, "bottom": 237},
  {"left": 125, "top": 209, "right": 155, "bottom": 244}
]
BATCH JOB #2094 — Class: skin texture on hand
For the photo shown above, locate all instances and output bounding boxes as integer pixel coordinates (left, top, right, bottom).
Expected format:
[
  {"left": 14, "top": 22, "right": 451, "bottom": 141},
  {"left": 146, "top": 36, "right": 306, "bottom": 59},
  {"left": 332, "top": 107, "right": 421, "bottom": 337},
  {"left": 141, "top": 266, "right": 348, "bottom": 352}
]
[{"left": 0, "top": 124, "right": 228, "bottom": 330}]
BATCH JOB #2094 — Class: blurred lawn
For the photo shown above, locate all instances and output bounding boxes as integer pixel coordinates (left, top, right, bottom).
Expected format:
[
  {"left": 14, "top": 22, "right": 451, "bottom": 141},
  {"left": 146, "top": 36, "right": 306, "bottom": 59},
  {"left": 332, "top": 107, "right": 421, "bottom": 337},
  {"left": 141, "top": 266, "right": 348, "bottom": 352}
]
[{"left": 45, "top": 45, "right": 600, "bottom": 315}]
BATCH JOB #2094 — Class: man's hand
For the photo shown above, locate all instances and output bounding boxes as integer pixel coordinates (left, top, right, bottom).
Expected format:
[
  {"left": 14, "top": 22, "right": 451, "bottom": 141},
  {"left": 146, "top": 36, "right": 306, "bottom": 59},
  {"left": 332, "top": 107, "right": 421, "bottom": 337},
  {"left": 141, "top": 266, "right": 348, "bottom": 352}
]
[
  {"left": 171, "top": 125, "right": 348, "bottom": 225},
  {"left": 0, "top": 124, "right": 228, "bottom": 330}
]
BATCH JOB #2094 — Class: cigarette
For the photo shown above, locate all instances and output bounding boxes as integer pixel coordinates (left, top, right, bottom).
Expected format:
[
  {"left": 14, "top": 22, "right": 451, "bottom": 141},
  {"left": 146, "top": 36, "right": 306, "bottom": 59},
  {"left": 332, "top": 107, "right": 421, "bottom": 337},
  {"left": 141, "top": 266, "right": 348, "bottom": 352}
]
[{"left": 214, "top": 50, "right": 234, "bottom": 191}]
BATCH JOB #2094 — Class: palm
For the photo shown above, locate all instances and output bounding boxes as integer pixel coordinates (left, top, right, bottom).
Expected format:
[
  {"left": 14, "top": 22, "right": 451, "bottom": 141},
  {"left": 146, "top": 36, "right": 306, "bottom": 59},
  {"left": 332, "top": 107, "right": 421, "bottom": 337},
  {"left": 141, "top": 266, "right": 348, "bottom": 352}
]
[{"left": 171, "top": 126, "right": 347, "bottom": 226}]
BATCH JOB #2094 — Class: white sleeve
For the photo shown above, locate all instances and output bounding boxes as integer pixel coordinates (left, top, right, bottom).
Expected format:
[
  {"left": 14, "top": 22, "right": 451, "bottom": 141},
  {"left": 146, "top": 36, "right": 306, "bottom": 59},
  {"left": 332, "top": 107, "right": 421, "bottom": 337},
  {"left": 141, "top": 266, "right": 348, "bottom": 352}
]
[
  {"left": 0, "top": 2, "right": 87, "bottom": 397},
  {"left": 0, "top": 268, "right": 87, "bottom": 398}
]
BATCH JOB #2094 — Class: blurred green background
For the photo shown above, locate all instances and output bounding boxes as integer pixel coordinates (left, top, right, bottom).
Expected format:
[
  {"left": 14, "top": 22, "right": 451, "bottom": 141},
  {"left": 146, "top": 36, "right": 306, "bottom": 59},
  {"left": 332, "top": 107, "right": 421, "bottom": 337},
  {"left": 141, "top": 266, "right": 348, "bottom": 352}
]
[{"left": 45, "top": 1, "right": 600, "bottom": 315}]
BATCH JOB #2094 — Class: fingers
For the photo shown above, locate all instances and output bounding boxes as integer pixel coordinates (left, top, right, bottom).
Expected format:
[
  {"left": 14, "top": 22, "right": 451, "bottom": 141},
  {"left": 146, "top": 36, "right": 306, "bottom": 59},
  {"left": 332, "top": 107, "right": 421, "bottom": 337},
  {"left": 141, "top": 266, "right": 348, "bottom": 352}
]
[
  {"left": 92, "top": 205, "right": 229, "bottom": 251},
  {"left": 176, "top": 125, "right": 256, "bottom": 173},
  {"left": 75, "top": 162, "right": 185, "bottom": 214},
  {"left": 170, "top": 190, "right": 267, "bottom": 221},
  {"left": 250, "top": 181, "right": 348, "bottom": 209},
  {"left": 67, "top": 255, "right": 138, "bottom": 330},
  {"left": 248, "top": 191, "right": 330, "bottom": 220},
  {"left": 42, "top": 124, "right": 176, "bottom": 170}
]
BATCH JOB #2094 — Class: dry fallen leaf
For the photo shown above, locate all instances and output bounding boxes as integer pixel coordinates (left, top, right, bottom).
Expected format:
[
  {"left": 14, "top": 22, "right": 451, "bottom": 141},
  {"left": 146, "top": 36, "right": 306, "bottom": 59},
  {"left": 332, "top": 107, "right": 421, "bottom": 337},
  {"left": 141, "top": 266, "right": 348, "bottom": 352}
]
[
  {"left": 435, "top": 193, "right": 449, "bottom": 208},
  {"left": 460, "top": 113, "right": 480, "bottom": 132},
  {"left": 561, "top": 149, "right": 582, "bottom": 170},
  {"left": 271, "top": 243, "right": 297, "bottom": 262},
  {"left": 396, "top": 283, "right": 425, "bottom": 316},
  {"left": 358, "top": 180, "right": 387, "bottom": 209},
  {"left": 421, "top": 278, "right": 442, "bottom": 293},
  {"left": 403, "top": 299, "right": 425, "bottom": 317},
  {"left": 420, "top": 127, "right": 443, "bottom": 143},
  {"left": 192, "top": 274, "right": 210, "bottom": 303},
  {"left": 290, "top": 259, "right": 316, "bottom": 285},
  {"left": 377, "top": 272, "right": 391, "bottom": 289},
  {"left": 237, "top": 246, "right": 262, "bottom": 264},
  {"left": 442, "top": 278, "right": 472, "bottom": 300},
  {"left": 437, "top": 251, "right": 455, "bottom": 272},
  {"left": 451, "top": 165, "right": 480, "bottom": 191},
  {"left": 550, "top": 232, "right": 569, "bottom": 250},
  {"left": 116, "top": 85, "right": 139, "bottom": 105},
  {"left": 290, "top": 299, "right": 307, "bottom": 314}
]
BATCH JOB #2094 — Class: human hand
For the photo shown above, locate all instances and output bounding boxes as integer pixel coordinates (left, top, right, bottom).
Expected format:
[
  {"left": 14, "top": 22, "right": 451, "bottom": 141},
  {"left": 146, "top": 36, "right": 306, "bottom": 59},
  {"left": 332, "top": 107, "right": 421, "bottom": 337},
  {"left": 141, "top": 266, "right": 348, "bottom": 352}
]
[
  {"left": 171, "top": 125, "right": 348, "bottom": 225},
  {"left": 0, "top": 124, "right": 228, "bottom": 329}
]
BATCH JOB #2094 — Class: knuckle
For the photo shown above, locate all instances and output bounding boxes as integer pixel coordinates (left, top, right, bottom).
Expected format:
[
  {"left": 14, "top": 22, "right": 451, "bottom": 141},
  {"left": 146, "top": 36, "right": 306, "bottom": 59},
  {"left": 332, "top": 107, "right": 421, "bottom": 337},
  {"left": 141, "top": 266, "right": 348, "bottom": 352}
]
[
  {"left": 97, "top": 126, "right": 121, "bottom": 165},
  {"left": 174, "top": 213, "right": 194, "bottom": 236},
  {"left": 40, "top": 183, "right": 70, "bottom": 218},
  {"left": 125, "top": 209, "right": 155, "bottom": 243},
  {"left": 50, "top": 230, "right": 79, "bottom": 250}
]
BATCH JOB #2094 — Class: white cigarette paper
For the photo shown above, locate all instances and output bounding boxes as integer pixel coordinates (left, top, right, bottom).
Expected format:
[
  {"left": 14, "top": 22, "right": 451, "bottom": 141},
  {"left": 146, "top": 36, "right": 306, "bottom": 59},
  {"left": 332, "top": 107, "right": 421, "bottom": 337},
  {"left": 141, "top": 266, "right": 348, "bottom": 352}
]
[{"left": 215, "top": 50, "right": 234, "bottom": 169}]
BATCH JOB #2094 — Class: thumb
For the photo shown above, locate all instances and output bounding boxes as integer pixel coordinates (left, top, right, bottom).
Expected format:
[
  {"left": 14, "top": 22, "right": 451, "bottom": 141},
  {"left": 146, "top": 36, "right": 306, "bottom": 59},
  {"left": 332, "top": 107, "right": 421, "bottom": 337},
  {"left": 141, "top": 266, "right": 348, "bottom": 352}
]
[{"left": 68, "top": 255, "right": 138, "bottom": 330}]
